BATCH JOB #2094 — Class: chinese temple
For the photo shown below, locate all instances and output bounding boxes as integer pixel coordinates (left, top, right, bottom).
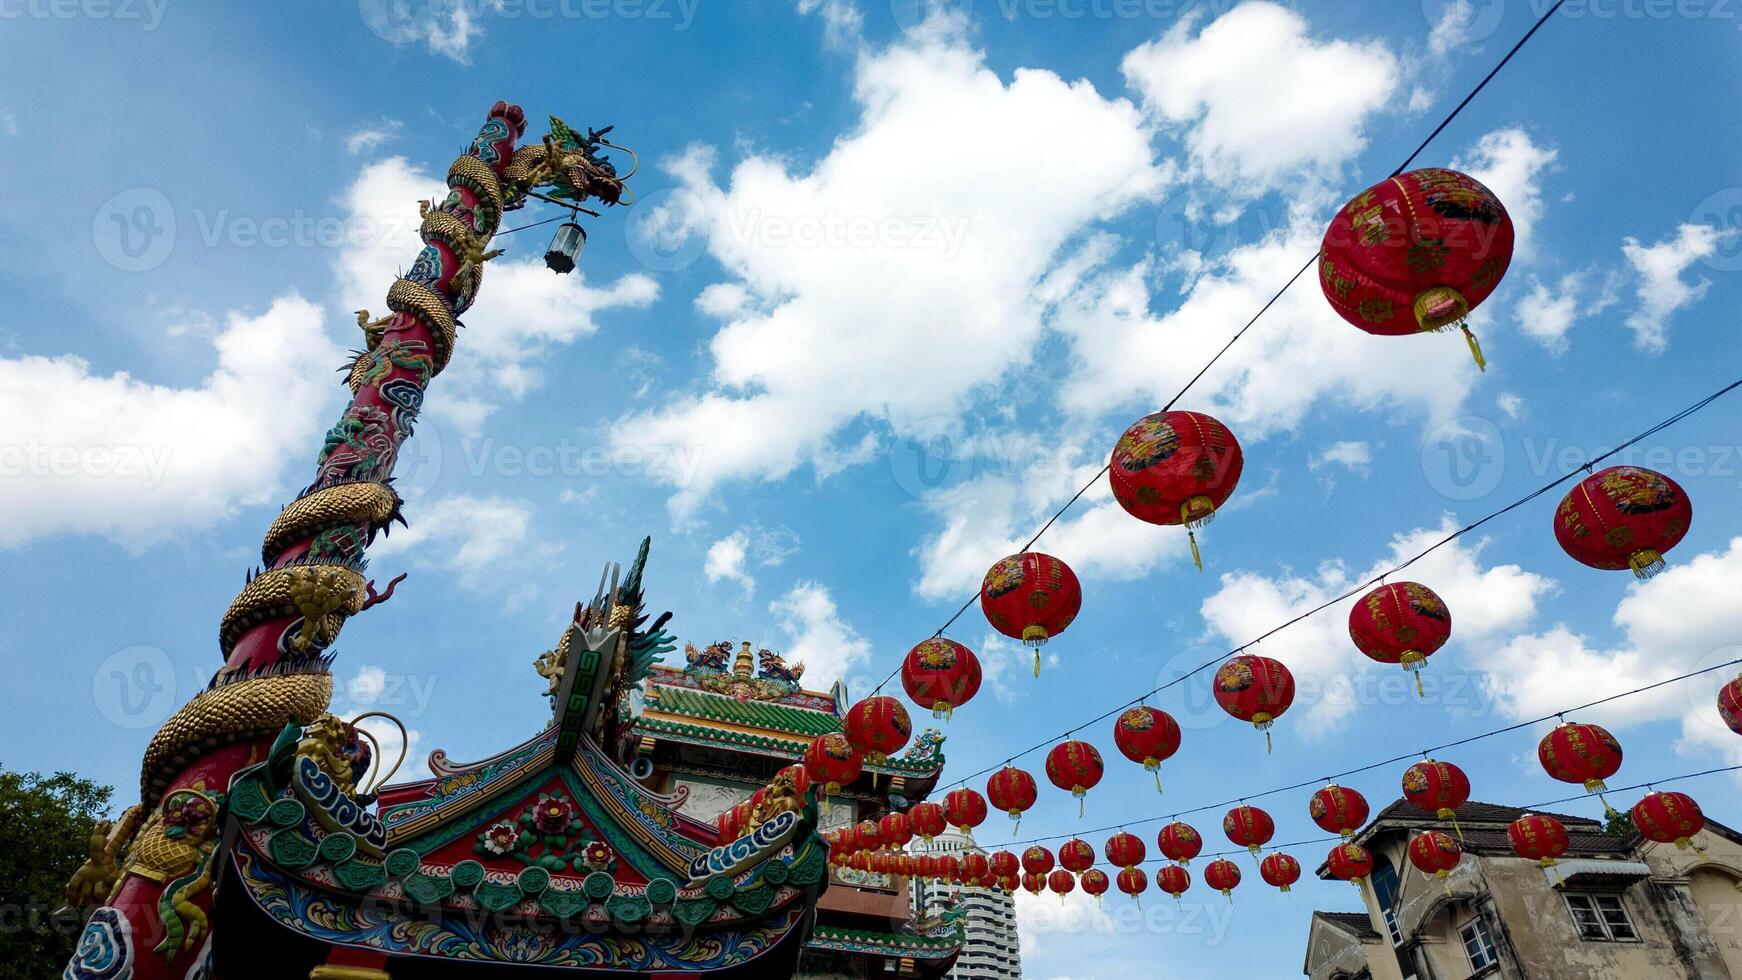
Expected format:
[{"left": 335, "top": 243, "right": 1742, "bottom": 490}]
[
  {"left": 57, "top": 101, "right": 880, "bottom": 980},
  {"left": 626, "top": 642, "right": 965, "bottom": 977}
]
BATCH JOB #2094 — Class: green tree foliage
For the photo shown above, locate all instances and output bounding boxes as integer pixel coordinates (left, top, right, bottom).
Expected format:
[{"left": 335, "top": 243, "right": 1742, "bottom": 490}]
[
  {"left": 0, "top": 765, "right": 113, "bottom": 980},
  {"left": 1603, "top": 807, "right": 1637, "bottom": 836}
]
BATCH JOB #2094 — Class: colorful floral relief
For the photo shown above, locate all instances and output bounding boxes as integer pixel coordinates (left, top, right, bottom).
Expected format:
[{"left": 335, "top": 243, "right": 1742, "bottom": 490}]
[
  {"left": 982, "top": 556, "right": 1026, "bottom": 598},
  {"left": 474, "top": 791, "right": 616, "bottom": 873},
  {"left": 1215, "top": 660, "right": 1254, "bottom": 693}
]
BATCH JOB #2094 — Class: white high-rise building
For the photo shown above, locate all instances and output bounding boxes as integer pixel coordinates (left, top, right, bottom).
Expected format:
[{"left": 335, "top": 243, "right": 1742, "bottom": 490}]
[{"left": 910, "top": 828, "right": 1023, "bottom": 980}]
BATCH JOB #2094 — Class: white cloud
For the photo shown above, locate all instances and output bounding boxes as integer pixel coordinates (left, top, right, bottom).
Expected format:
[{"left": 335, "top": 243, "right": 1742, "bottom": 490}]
[
  {"left": 1497, "top": 392, "right": 1524, "bottom": 420},
  {"left": 344, "top": 120, "right": 404, "bottom": 155},
  {"left": 369, "top": 494, "right": 550, "bottom": 598},
  {"left": 0, "top": 295, "right": 342, "bottom": 548},
  {"left": 1197, "top": 520, "right": 1555, "bottom": 732},
  {"left": 611, "top": 22, "right": 1166, "bottom": 518},
  {"left": 1427, "top": 1, "right": 1478, "bottom": 57},
  {"left": 0, "top": 109, "right": 17, "bottom": 137},
  {"left": 1122, "top": 1, "right": 1398, "bottom": 192},
  {"left": 1477, "top": 540, "right": 1742, "bottom": 742},
  {"left": 704, "top": 530, "right": 754, "bottom": 594},
  {"left": 1310, "top": 440, "right": 1372, "bottom": 474},
  {"left": 769, "top": 582, "right": 873, "bottom": 688},
  {"left": 1621, "top": 223, "right": 1723, "bottom": 352},
  {"left": 364, "top": 0, "right": 484, "bottom": 63},
  {"left": 1452, "top": 128, "right": 1557, "bottom": 258},
  {"left": 335, "top": 157, "right": 658, "bottom": 433}
]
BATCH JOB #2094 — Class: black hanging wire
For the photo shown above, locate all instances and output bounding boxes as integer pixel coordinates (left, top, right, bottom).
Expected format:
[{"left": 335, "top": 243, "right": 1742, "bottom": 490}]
[
  {"left": 936, "top": 376, "right": 1742, "bottom": 797},
  {"left": 867, "top": 0, "right": 1573, "bottom": 697}
]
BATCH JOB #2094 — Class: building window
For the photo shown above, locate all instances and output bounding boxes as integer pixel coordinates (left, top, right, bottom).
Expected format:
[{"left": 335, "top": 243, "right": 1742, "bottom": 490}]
[
  {"left": 1563, "top": 892, "right": 1638, "bottom": 942},
  {"left": 1460, "top": 916, "right": 1499, "bottom": 970},
  {"left": 1370, "top": 857, "right": 1403, "bottom": 945}
]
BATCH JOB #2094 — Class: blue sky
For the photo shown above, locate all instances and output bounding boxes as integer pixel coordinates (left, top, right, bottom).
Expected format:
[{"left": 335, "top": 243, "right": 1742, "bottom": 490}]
[{"left": 3, "top": 1, "right": 1741, "bottom": 976}]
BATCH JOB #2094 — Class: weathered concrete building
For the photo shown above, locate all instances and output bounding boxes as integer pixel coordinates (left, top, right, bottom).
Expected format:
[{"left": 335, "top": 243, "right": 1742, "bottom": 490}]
[{"left": 1303, "top": 800, "right": 1742, "bottom": 979}]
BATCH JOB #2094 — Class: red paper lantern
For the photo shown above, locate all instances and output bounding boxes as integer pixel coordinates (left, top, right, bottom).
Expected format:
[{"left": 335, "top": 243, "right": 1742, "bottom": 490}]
[
  {"left": 980, "top": 552, "right": 1082, "bottom": 676},
  {"left": 1157, "top": 821, "right": 1203, "bottom": 865},
  {"left": 901, "top": 638, "right": 984, "bottom": 719},
  {"left": 1021, "top": 872, "right": 1045, "bottom": 895},
  {"left": 853, "top": 819, "right": 883, "bottom": 853},
  {"left": 1260, "top": 852, "right": 1302, "bottom": 893},
  {"left": 843, "top": 696, "right": 912, "bottom": 767},
  {"left": 1310, "top": 784, "right": 1371, "bottom": 839},
  {"left": 996, "top": 874, "right": 1019, "bottom": 893},
  {"left": 1720, "top": 675, "right": 1742, "bottom": 736},
  {"left": 937, "top": 855, "right": 961, "bottom": 882},
  {"left": 1554, "top": 466, "right": 1693, "bottom": 578},
  {"left": 1402, "top": 758, "right": 1471, "bottom": 828},
  {"left": 878, "top": 811, "right": 912, "bottom": 852},
  {"left": 803, "top": 732, "right": 863, "bottom": 796},
  {"left": 1046, "top": 740, "right": 1105, "bottom": 816},
  {"left": 1319, "top": 167, "right": 1514, "bottom": 370},
  {"left": 1539, "top": 721, "right": 1624, "bottom": 796},
  {"left": 944, "top": 787, "right": 988, "bottom": 832},
  {"left": 1080, "top": 868, "right": 1110, "bottom": 904},
  {"left": 895, "top": 853, "right": 917, "bottom": 877},
  {"left": 909, "top": 801, "right": 947, "bottom": 841},
  {"left": 1059, "top": 838, "right": 1095, "bottom": 874},
  {"left": 991, "top": 850, "right": 1020, "bottom": 880},
  {"left": 1204, "top": 858, "right": 1242, "bottom": 900},
  {"left": 1349, "top": 582, "right": 1452, "bottom": 696},
  {"left": 1408, "top": 830, "right": 1463, "bottom": 889},
  {"left": 849, "top": 852, "right": 871, "bottom": 872},
  {"left": 916, "top": 854, "right": 940, "bottom": 879},
  {"left": 1113, "top": 706, "right": 1183, "bottom": 793},
  {"left": 1213, "top": 655, "right": 1295, "bottom": 751},
  {"left": 1508, "top": 813, "right": 1571, "bottom": 868},
  {"left": 1105, "top": 831, "right": 1146, "bottom": 873},
  {"left": 1021, "top": 845, "right": 1055, "bottom": 877},
  {"left": 1118, "top": 866, "right": 1150, "bottom": 902},
  {"left": 1157, "top": 864, "right": 1191, "bottom": 902},
  {"left": 1632, "top": 791, "right": 1706, "bottom": 849},
  {"left": 1224, "top": 804, "right": 1275, "bottom": 858},
  {"left": 963, "top": 852, "right": 992, "bottom": 885},
  {"left": 1048, "top": 868, "right": 1076, "bottom": 900},
  {"left": 1326, "top": 843, "right": 1375, "bottom": 885},
  {"left": 987, "top": 767, "right": 1039, "bottom": 831},
  {"left": 872, "top": 851, "right": 897, "bottom": 875},
  {"left": 1109, "top": 410, "right": 1244, "bottom": 570}
]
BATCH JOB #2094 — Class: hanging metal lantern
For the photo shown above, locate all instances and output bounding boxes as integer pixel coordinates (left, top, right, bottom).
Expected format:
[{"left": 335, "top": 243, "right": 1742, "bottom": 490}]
[{"left": 545, "top": 221, "right": 587, "bottom": 274}]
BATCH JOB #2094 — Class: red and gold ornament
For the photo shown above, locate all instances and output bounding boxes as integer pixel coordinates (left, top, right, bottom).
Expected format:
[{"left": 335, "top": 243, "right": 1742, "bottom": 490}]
[
  {"left": 1538, "top": 721, "right": 1624, "bottom": 808},
  {"left": 1310, "top": 784, "right": 1370, "bottom": 839},
  {"left": 987, "top": 766, "right": 1039, "bottom": 832},
  {"left": 1157, "top": 864, "right": 1191, "bottom": 904},
  {"left": 1407, "top": 830, "right": 1463, "bottom": 893},
  {"left": 908, "top": 801, "right": 947, "bottom": 841},
  {"left": 1213, "top": 655, "right": 1295, "bottom": 751},
  {"left": 843, "top": 696, "right": 912, "bottom": 769},
  {"left": 1719, "top": 675, "right": 1742, "bottom": 736},
  {"left": 1402, "top": 758, "right": 1471, "bottom": 835},
  {"left": 1349, "top": 582, "right": 1452, "bottom": 696},
  {"left": 963, "top": 852, "right": 992, "bottom": 885},
  {"left": 991, "top": 850, "right": 1020, "bottom": 880},
  {"left": 1118, "top": 866, "right": 1150, "bottom": 904},
  {"left": 1113, "top": 706, "right": 1182, "bottom": 793},
  {"left": 1021, "top": 845, "right": 1055, "bottom": 877},
  {"left": 1047, "top": 868, "right": 1076, "bottom": 901},
  {"left": 944, "top": 787, "right": 989, "bottom": 832},
  {"left": 1108, "top": 410, "right": 1244, "bottom": 571},
  {"left": 1508, "top": 813, "right": 1570, "bottom": 870},
  {"left": 1080, "top": 868, "right": 1110, "bottom": 905},
  {"left": 1157, "top": 821, "right": 1203, "bottom": 865},
  {"left": 878, "top": 811, "right": 912, "bottom": 852},
  {"left": 1223, "top": 804, "right": 1275, "bottom": 859},
  {"left": 901, "top": 637, "right": 983, "bottom": 720},
  {"left": 803, "top": 732, "right": 863, "bottom": 800},
  {"left": 1319, "top": 167, "right": 1515, "bottom": 370},
  {"left": 1632, "top": 791, "right": 1706, "bottom": 850},
  {"left": 1045, "top": 740, "right": 1105, "bottom": 816},
  {"left": 1204, "top": 858, "right": 1242, "bottom": 901},
  {"left": 1554, "top": 466, "right": 1692, "bottom": 578},
  {"left": 1105, "top": 831, "right": 1146, "bottom": 873},
  {"left": 1059, "top": 838, "right": 1095, "bottom": 874},
  {"left": 1022, "top": 872, "right": 1046, "bottom": 895},
  {"left": 1260, "top": 852, "right": 1302, "bottom": 893},
  {"left": 1326, "top": 842, "right": 1375, "bottom": 886},
  {"left": 980, "top": 552, "right": 1082, "bottom": 676}
]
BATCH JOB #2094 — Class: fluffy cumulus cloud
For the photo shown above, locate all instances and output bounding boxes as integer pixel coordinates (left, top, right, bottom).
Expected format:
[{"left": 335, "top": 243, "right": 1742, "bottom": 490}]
[
  {"left": 703, "top": 525, "right": 800, "bottom": 595},
  {"left": 336, "top": 158, "right": 658, "bottom": 433},
  {"left": 611, "top": 21, "right": 1167, "bottom": 517},
  {"left": 1620, "top": 223, "right": 1725, "bottom": 352},
  {"left": 769, "top": 582, "right": 872, "bottom": 688},
  {"left": 0, "top": 295, "right": 343, "bottom": 548},
  {"left": 1477, "top": 540, "right": 1742, "bottom": 747},
  {"left": 1122, "top": 1, "right": 1399, "bottom": 192},
  {"left": 1196, "top": 520, "right": 1555, "bottom": 732},
  {"left": 358, "top": 0, "right": 485, "bottom": 64},
  {"left": 369, "top": 494, "right": 552, "bottom": 603}
]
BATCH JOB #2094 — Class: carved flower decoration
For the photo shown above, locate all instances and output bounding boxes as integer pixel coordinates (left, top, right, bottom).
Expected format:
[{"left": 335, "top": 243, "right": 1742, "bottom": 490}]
[
  {"left": 482, "top": 822, "right": 521, "bottom": 855},
  {"left": 532, "top": 793, "right": 576, "bottom": 834},
  {"left": 581, "top": 841, "right": 613, "bottom": 871}
]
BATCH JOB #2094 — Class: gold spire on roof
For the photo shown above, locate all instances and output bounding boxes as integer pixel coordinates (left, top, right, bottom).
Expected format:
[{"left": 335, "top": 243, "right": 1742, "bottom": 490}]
[{"left": 733, "top": 641, "right": 754, "bottom": 679}]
